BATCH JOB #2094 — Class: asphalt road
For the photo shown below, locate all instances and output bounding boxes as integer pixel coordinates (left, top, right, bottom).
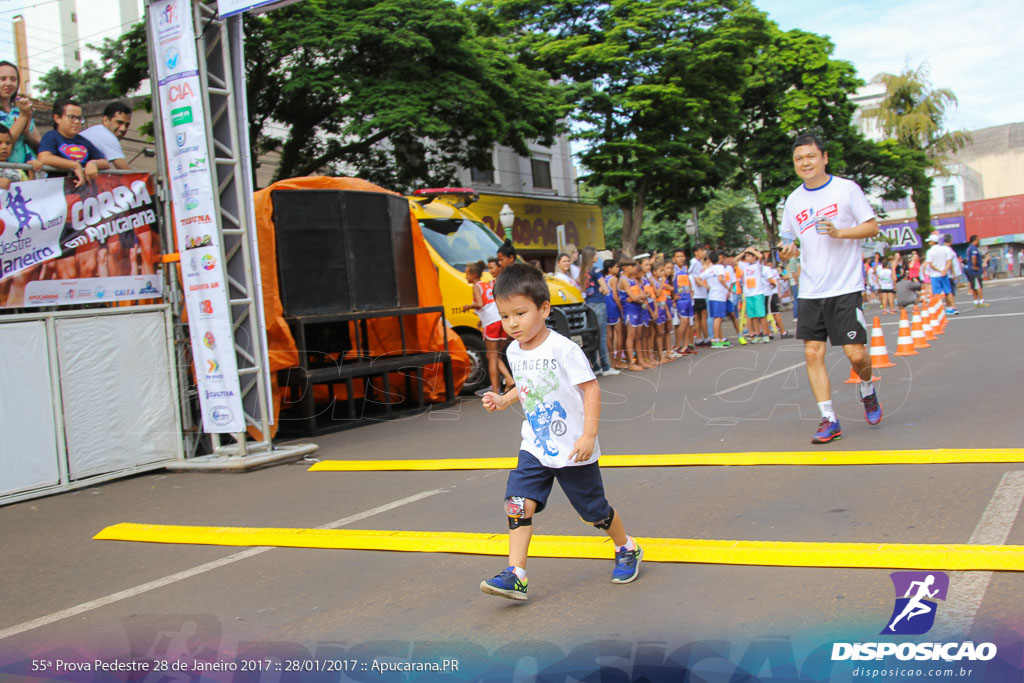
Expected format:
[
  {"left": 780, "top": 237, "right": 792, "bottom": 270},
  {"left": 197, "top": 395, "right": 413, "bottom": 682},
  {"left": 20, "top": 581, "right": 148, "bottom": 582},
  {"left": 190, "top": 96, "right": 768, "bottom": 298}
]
[{"left": 2, "top": 281, "right": 1024, "bottom": 682}]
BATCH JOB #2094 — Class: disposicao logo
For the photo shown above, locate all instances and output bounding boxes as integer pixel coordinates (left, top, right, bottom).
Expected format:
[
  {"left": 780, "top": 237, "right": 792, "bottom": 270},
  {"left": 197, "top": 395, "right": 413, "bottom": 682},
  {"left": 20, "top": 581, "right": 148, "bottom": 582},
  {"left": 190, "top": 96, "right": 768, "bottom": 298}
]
[
  {"left": 831, "top": 571, "right": 997, "bottom": 663},
  {"left": 883, "top": 571, "right": 947, "bottom": 635}
]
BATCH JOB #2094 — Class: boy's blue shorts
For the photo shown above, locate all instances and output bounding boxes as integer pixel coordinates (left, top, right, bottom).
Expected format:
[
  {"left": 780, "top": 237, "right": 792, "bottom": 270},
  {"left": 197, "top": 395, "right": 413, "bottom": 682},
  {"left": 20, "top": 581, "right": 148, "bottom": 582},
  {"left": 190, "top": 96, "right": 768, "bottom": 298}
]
[
  {"left": 708, "top": 299, "right": 728, "bottom": 319},
  {"left": 505, "top": 450, "right": 612, "bottom": 522},
  {"left": 675, "top": 297, "right": 694, "bottom": 318}
]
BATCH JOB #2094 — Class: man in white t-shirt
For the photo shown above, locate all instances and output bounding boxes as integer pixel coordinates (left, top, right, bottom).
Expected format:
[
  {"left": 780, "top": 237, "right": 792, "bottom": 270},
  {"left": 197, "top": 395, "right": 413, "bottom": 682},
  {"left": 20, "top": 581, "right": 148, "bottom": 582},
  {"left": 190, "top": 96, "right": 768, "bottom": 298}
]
[
  {"left": 924, "top": 233, "right": 958, "bottom": 314},
  {"left": 80, "top": 101, "right": 132, "bottom": 170},
  {"left": 779, "top": 134, "right": 881, "bottom": 445}
]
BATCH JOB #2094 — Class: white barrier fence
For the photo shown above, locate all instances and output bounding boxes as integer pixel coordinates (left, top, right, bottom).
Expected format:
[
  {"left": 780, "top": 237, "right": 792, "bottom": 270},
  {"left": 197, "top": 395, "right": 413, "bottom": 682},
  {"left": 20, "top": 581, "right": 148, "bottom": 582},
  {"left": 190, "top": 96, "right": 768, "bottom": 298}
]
[{"left": 0, "top": 304, "right": 183, "bottom": 505}]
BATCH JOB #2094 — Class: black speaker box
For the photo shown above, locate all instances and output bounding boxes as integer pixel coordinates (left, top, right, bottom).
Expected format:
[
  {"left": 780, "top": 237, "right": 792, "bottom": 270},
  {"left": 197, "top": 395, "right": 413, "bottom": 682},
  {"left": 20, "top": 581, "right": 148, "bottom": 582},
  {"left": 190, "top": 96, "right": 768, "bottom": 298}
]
[{"left": 272, "top": 190, "right": 418, "bottom": 316}]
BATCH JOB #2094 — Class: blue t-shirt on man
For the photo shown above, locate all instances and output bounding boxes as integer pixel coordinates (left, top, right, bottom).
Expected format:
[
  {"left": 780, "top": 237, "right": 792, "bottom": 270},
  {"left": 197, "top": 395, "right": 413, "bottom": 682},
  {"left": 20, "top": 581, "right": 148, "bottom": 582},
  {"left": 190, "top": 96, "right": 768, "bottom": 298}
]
[
  {"left": 965, "top": 244, "right": 982, "bottom": 274},
  {"left": 38, "top": 130, "right": 106, "bottom": 164}
]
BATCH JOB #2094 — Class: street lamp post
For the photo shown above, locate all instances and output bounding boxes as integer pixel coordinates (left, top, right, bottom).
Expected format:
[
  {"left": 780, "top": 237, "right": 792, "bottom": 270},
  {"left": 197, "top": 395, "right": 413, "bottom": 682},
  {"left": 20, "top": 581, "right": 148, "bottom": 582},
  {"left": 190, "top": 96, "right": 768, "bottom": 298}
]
[
  {"left": 685, "top": 217, "right": 696, "bottom": 252},
  {"left": 499, "top": 204, "right": 515, "bottom": 242}
]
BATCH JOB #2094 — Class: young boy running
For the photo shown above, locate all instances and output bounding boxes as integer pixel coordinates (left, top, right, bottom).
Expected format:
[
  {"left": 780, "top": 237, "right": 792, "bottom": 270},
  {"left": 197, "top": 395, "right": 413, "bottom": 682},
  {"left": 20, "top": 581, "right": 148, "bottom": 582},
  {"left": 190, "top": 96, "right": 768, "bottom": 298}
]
[{"left": 480, "top": 263, "right": 642, "bottom": 601}]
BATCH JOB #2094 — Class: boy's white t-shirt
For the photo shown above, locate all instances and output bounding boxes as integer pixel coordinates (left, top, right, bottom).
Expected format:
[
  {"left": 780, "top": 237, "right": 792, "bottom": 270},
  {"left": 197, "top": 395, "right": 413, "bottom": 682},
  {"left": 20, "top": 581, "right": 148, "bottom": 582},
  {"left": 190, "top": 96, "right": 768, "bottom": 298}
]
[
  {"left": 740, "top": 262, "right": 763, "bottom": 298},
  {"left": 690, "top": 258, "right": 708, "bottom": 298},
  {"left": 780, "top": 175, "right": 876, "bottom": 299},
  {"left": 506, "top": 331, "right": 599, "bottom": 468},
  {"left": 701, "top": 264, "right": 730, "bottom": 302}
]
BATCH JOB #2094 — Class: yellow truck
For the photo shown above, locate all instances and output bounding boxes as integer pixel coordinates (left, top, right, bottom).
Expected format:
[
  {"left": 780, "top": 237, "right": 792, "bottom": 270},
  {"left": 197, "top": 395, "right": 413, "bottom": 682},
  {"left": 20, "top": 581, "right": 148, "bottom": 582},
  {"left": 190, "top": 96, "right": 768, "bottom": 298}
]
[{"left": 408, "top": 188, "right": 601, "bottom": 393}]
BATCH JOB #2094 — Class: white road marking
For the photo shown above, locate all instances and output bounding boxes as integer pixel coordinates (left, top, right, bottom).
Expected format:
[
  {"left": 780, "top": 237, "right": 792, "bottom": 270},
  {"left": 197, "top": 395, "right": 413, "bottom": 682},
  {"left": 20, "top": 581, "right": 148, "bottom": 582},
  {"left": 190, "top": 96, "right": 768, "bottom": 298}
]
[
  {"left": 713, "top": 361, "right": 807, "bottom": 397},
  {"left": 0, "top": 488, "right": 447, "bottom": 642},
  {"left": 936, "top": 471, "right": 1024, "bottom": 638}
]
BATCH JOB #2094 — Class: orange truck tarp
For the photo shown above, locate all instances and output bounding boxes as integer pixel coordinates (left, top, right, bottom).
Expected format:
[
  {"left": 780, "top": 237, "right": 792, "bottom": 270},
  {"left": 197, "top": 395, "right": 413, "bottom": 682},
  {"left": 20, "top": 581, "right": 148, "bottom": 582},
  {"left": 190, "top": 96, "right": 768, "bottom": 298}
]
[{"left": 251, "top": 176, "right": 469, "bottom": 439}]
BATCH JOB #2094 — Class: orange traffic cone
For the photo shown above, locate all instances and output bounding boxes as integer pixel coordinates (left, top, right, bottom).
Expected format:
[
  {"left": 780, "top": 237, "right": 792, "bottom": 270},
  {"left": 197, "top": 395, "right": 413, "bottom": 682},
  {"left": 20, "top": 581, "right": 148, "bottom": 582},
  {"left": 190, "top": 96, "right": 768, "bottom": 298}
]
[
  {"left": 844, "top": 366, "right": 880, "bottom": 384},
  {"left": 869, "top": 316, "right": 895, "bottom": 369},
  {"left": 911, "top": 306, "right": 930, "bottom": 349},
  {"left": 894, "top": 308, "right": 918, "bottom": 356},
  {"left": 921, "top": 302, "right": 936, "bottom": 341},
  {"left": 933, "top": 294, "right": 946, "bottom": 335}
]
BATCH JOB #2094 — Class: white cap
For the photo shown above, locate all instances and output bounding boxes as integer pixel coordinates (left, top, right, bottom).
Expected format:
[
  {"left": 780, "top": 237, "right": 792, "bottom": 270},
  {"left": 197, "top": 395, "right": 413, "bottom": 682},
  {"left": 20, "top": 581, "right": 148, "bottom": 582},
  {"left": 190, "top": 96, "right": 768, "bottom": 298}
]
[{"left": 927, "top": 234, "right": 939, "bottom": 243}]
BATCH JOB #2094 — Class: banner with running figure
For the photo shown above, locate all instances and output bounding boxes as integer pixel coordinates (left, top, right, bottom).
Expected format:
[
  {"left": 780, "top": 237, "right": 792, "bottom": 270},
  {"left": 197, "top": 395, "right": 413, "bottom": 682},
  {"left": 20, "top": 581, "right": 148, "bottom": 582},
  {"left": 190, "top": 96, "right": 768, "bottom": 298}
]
[
  {"left": 0, "top": 173, "right": 164, "bottom": 308},
  {"left": 150, "top": 0, "right": 245, "bottom": 433}
]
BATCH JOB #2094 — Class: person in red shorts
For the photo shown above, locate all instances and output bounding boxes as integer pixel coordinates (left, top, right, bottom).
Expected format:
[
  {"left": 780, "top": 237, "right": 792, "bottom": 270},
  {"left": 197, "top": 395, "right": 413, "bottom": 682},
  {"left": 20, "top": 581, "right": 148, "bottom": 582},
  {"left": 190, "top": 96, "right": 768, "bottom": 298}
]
[{"left": 464, "top": 260, "right": 514, "bottom": 397}]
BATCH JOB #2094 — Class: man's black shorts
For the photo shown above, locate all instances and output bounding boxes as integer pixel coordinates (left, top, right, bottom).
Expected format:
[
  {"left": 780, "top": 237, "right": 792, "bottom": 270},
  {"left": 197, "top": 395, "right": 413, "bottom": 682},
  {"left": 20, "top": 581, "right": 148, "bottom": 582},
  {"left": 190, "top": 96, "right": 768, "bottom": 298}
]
[
  {"left": 965, "top": 270, "right": 982, "bottom": 291},
  {"left": 693, "top": 298, "right": 707, "bottom": 313},
  {"left": 796, "top": 292, "right": 868, "bottom": 346},
  {"left": 769, "top": 293, "right": 781, "bottom": 314}
]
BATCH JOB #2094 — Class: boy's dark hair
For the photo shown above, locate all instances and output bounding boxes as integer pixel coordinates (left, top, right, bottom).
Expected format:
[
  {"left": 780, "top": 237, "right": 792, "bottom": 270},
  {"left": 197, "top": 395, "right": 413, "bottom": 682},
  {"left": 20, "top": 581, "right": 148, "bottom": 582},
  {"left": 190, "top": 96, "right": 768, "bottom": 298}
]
[
  {"left": 969, "top": 234, "right": 978, "bottom": 243},
  {"left": 493, "top": 262, "right": 549, "bottom": 308},
  {"left": 466, "top": 260, "right": 485, "bottom": 277},
  {"left": 0, "top": 123, "right": 10, "bottom": 138},
  {"left": 103, "top": 101, "right": 132, "bottom": 119},
  {"left": 487, "top": 256, "right": 499, "bottom": 265},
  {"left": 497, "top": 238, "right": 517, "bottom": 260},
  {"left": 792, "top": 133, "right": 826, "bottom": 153},
  {"left": 708, "top": 250, "right": 721, "bottom": 264},
  {"left": 602, "top": 258, "right": 616, "bottom": 275},
  {"left": 51, "top": 97, "right": 81, "bottom": 128},
  {"left": 672, "top": 247, "right": 687, "bottom": 256}
]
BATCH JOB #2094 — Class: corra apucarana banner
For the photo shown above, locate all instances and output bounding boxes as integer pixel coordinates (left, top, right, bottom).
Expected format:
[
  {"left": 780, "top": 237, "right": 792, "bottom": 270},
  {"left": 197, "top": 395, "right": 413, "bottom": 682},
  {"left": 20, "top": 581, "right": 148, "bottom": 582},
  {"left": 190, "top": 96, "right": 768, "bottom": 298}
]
[{"left": 0, "top": 173, "right": 163, "bottom": 308}]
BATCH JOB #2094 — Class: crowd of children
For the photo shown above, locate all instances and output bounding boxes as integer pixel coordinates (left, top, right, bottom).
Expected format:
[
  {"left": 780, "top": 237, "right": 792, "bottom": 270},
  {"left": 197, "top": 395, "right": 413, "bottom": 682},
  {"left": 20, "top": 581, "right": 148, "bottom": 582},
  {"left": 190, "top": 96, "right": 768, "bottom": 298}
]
[{"left": 598, "top": 245, "right": 795, "bottom": 364}]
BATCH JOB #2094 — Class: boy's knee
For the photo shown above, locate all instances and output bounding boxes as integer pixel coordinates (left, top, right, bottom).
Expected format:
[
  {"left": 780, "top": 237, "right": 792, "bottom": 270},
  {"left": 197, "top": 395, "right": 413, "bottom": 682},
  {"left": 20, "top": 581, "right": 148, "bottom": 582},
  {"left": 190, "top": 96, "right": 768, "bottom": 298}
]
[
  {"left": 584, "top": 508, "right": 615, "bottom": 530},
  {"left": 505, "top": 496, "right": 533, "bottom": 529}
]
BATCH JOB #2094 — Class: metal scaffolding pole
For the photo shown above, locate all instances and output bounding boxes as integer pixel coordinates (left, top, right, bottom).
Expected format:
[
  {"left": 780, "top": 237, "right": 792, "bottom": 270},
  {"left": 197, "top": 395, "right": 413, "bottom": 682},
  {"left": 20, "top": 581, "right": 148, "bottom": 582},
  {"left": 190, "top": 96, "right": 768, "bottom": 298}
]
[{"left": 150, "top": 0, "right": 317, "bottom": 470}]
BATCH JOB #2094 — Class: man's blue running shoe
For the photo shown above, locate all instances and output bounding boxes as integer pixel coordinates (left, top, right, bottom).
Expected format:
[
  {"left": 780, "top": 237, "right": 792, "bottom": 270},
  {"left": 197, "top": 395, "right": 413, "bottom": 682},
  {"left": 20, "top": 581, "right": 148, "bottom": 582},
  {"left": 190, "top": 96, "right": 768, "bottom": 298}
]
[
  {"left": 481, "top": 567, "right": 528, "bottom": 601},
  {"left": 862, "top": 389, "right": 882, "bottom": 425},
  {"left": 611, "top": 545, "right": 643, "bottom": 584},
  {"left": 811, "top": 418, "right": 842, "bottom": 444}
]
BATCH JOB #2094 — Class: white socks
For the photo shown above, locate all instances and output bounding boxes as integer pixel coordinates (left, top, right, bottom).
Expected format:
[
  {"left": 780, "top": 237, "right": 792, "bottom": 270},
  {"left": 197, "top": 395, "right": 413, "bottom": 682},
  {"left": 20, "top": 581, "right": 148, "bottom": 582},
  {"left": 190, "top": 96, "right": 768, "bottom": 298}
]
[
  {"left": 860, "top": 381, "right": 875, "bottom": 398},
  {"left": 817, "top": 401, "right": 836, "bottom": 422}
]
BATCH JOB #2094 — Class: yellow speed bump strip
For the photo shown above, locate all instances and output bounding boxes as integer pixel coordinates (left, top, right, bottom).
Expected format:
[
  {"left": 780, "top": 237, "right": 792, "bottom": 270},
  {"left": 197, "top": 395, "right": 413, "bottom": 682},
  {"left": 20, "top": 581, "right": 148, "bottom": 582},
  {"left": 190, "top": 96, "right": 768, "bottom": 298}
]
[
  {"left": 307, "top": 449, "right": 1024, "bottom": 471},
  {"left": 94, "top": 523, "right": 1024, "bottom": 571}
]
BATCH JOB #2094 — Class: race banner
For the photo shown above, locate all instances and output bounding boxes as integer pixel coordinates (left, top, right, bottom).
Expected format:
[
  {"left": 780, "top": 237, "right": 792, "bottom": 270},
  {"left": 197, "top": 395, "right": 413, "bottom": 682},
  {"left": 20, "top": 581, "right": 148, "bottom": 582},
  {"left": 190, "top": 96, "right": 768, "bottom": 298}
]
[
  {"left": 151, "top": 0, "right": 246, "bottom": 434},
  {"left": 0, "top": 174, "right": 164, "bottom": 308}
]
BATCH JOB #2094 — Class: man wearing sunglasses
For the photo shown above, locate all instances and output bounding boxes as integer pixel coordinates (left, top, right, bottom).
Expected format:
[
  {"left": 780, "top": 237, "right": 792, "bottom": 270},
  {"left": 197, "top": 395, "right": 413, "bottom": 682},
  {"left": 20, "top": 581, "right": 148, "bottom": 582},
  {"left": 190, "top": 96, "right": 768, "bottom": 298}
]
[{"left": 35, "top": 97, "right": 110, "bottom": 188}]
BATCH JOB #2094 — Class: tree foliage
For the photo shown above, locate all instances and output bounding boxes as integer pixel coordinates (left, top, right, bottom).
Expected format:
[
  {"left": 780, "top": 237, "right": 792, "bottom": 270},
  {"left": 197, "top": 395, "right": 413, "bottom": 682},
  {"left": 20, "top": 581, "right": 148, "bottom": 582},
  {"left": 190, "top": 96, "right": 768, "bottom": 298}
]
[
  {"left": 479, "top": 0, "right": 770, "bottom": 255},
  {"left": 241, "top": 0, "right": 566, "bottom": 187},
  {"left": 730, "top": 25, "right": 867, "bottom": 242},
  {"left": 37, "top": 61, "right": 113, "bottom": 102},
  {"left": 863, "top": 64, "right": 970, "bottom": 238}
]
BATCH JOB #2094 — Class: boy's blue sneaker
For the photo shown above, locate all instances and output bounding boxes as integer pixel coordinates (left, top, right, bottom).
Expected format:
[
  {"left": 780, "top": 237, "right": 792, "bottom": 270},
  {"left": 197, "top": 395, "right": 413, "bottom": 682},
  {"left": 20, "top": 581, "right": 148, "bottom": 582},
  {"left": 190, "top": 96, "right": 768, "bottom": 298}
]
[
  {"left": 862, "top": 389, "right": 883, "bottom": 425},
  {"left": 811, "top": 418, "right": 842, "bottom": 444},
  {"left": 481, "top": 567, "right": 528, "bottom": 601},
  {"left": 611, "top": 545, "right": 643, "bottom": 584}
]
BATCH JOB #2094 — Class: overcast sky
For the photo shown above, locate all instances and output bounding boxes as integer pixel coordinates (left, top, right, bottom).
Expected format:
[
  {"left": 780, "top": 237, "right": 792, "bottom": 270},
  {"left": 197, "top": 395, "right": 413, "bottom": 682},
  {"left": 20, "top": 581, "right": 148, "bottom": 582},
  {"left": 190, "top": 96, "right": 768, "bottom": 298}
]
[{"left": 755, "top": 0, "right": 1023, "bottom": 133}]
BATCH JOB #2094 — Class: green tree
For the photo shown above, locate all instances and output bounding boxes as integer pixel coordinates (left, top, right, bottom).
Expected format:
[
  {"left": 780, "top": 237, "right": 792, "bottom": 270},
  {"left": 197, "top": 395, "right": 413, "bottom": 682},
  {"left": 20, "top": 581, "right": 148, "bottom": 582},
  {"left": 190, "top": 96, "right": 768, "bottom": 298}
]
[
  {"left": 37, "top": 61, "right": 114, "bottom": 102},
  {"left": 697, "top": 187, "right": 762, "bottom": 250},
  {"left": 730, "top": 25, "right": 868, "bottom": 243},
  {"left": 92, "top": 3, "right": 564, "bottom": 189},
  {"left": 863, "top": 64, "right": 970, "bottom": 240},
  {"left": 243, "top": 0, "right": 566, "bottom": 187},
  {"left": 481, "top": 0, "right": 769, "bottom": 255}
]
